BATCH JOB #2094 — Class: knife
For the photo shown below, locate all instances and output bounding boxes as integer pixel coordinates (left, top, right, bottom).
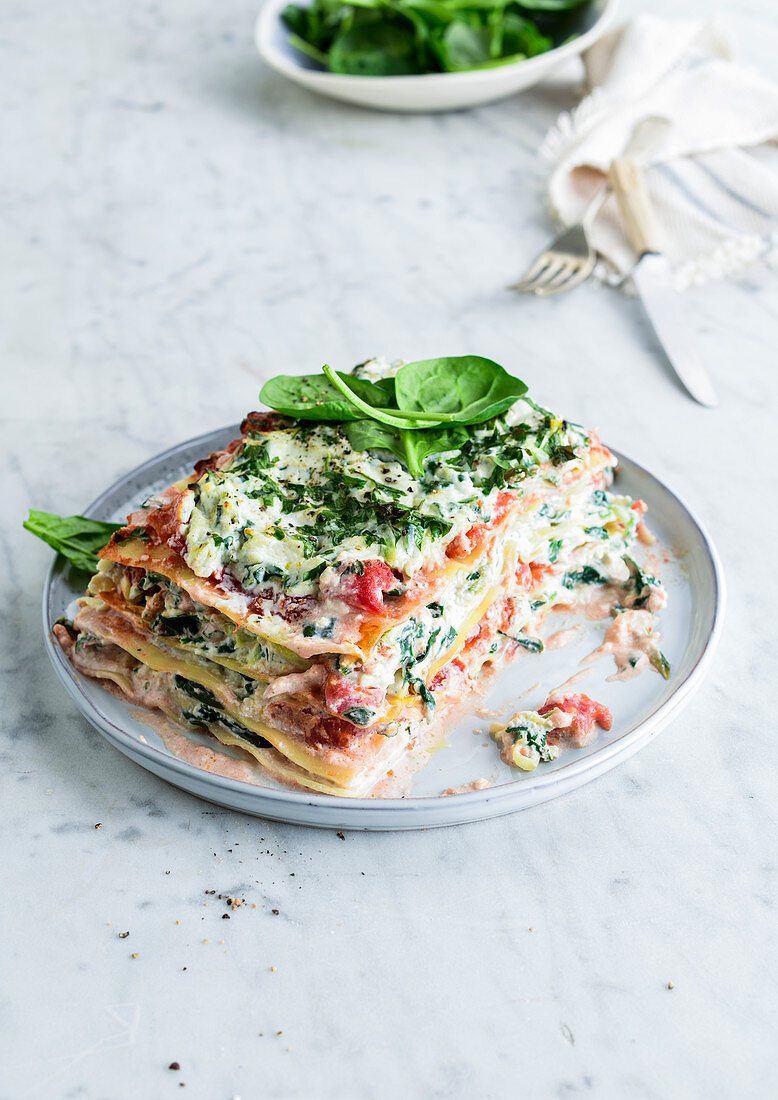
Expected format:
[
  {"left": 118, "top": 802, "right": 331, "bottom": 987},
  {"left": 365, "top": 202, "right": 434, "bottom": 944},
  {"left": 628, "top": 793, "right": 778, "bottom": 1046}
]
[{"left": 608, "top": 157, "right": 718, "bottom": 408}]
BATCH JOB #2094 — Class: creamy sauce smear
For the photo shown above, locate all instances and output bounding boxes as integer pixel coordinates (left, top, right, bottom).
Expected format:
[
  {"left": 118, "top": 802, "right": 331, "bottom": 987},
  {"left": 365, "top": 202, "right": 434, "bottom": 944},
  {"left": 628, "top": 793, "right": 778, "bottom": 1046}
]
[
  {"left": 584, "top": 609, "right": 664, "bottom": 682},
  {"left": 141, "top": 712, "right": 263, "bottom": 785}
]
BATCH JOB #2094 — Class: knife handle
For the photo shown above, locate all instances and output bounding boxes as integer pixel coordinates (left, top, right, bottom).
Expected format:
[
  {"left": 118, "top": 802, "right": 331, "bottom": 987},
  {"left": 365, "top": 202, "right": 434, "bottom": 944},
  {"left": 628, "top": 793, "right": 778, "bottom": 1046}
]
[{"left": 608, "top": 158, "right": 662, "bottom": 257}]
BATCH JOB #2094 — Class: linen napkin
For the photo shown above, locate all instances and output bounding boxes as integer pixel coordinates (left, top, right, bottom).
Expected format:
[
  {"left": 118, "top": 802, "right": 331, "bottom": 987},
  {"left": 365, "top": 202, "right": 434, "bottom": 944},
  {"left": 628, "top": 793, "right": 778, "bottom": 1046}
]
[{"left": 542, "top": 14, "right": 778, "bottom": 288}]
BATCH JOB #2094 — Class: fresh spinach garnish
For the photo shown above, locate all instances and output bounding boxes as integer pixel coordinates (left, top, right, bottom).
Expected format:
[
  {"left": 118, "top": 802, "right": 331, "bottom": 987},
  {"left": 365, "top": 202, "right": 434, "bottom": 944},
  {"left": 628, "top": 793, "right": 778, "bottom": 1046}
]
[
  {"left": 344, "top": 418, "right": 469, "bottom": 477},
  {"left": 261, "top": 356, "right": 527, "bottom": 476},
  {"left": 392, "top": 356, "right": 527, "bottom": 425},
  {"left": 259, "top": 372, "right": 392, "bottom": 422},
  {"left": 23, "top": 510, "right": 122, "bottom": 573}
]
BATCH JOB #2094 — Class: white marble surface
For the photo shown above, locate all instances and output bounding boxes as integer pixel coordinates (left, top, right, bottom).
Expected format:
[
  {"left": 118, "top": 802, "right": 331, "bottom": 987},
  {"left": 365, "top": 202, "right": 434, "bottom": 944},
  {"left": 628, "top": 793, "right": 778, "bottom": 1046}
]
[{"left": 2, "top": 1, "right": 778, "bottom": 1096}]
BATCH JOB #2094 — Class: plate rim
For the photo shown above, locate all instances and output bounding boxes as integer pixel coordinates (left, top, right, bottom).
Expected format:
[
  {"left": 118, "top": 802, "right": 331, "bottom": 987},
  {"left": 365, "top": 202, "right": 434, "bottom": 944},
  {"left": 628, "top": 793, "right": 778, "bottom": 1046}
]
[{"left": 42, "top": 423, "right": 726, "bottom": 821}]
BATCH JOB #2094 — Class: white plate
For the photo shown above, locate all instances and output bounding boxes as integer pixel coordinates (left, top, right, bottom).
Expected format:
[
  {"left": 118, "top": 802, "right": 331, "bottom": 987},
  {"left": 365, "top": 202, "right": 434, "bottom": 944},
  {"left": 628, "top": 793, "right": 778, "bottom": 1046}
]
[
  {"left": 255, "top": 0, "right": 619, "bottom": 113},
  {"left": 43, "top": 425, "right": 724, "bottom": 830}
]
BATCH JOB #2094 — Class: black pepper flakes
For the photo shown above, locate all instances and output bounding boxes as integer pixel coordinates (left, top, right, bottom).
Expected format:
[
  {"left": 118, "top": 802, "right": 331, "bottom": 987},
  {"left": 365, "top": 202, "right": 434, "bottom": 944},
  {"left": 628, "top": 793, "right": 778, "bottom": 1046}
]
[
  {"left": 336, "top": 832, "right": 345, "bottom": 841},
  {"left": 118, "top": 931, "right": 130, "bottom": 939},
  {"left": 271, "top": 909, "right": 279, "bottom": 915},
  {"left": 222, "top": 913, "right": 230, "bottom": 920},
  {"left": 169, "top": 1062, "right": 180, "bottom": 1071}
]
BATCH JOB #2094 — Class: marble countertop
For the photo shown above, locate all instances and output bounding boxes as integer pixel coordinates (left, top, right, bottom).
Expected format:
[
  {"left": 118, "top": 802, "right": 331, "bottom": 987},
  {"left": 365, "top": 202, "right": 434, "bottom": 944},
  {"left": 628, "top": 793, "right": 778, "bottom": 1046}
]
[{"left": 3, "top": 0, "right": 777, "bottom": 1096}]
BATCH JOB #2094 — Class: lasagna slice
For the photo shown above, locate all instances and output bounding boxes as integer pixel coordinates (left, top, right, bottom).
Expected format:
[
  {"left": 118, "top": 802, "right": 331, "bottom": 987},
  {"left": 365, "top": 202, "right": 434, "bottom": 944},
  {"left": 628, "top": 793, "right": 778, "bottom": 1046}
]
[{"left": 55, "top": 358, "right": 665, "bottom": 796}]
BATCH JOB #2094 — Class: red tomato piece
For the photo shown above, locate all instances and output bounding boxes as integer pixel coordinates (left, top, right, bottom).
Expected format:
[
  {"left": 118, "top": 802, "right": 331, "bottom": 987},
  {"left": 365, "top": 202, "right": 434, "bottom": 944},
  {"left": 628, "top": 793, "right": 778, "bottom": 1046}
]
[
  {"left": 539, "top": 693, "right": 612, "bottom": 748},
  {"left": 324, "top": 673, "right": 385, "bottom": 721},
  {"left": 339, "top": 560, "right": 396, "bottom": 615}
]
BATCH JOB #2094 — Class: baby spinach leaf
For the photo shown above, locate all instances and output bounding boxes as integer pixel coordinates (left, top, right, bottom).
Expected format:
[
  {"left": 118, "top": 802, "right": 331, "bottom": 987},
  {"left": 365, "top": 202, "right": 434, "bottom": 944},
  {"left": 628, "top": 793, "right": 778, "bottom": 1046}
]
[
  {"left": 286, "top": 33, "right": 329, "bottom": 66},
  {"left": 23, "top": 511, "right": 122, "bottom": 573},
  {"left": 262, "top": 356, "right": 528, "bottom": 477},
  {"left": 323, "top": 364, "right": 458, "bottom": 430},
  {"left": 329, "top": 19, "right": 422, "bottom": 76},
  {"left": 435, "top": 23, "right": 493, "bottom": 70},
  {"left": 394, "top": 355, "right": 528, "bottom": 424},
  {"left": 501, "top": 12, "right": 552, "bottom": 56},
  {"left": 260, "top": 372, "right": 392, "bottom": 421},
  {"left": 345, "top": 419, "right": 409, "bottom": 466},
  {"left": 345, "top": 419, "right": 468, "bottom": 477},
  {"left": 281, "top": 0, "right": 585, "bottom": 75},
  {"left": 408, "top": 423, "right": 469, "bottom": 468}
]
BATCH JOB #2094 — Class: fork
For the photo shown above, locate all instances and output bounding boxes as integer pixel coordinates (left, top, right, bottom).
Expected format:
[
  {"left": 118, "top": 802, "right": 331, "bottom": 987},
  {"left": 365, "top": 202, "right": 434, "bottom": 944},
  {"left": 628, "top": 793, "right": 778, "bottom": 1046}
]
[{"left": 510, "top": 116, "right": 671, "bottom": 297}]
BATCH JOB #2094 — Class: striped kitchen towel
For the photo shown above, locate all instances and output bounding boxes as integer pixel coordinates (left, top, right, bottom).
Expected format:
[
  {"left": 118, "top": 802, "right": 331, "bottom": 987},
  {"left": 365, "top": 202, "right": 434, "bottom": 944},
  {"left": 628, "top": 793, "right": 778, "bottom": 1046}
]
[{"left": 542, "top": 14, "right": 778, "bottom": 288}]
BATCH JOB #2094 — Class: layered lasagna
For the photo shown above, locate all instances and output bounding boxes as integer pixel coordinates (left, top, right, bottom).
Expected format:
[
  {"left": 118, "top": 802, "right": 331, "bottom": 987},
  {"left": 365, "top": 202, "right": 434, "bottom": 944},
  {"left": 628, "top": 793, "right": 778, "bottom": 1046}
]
[{"left": 55, "top": 358, "right": 666, "bottom": 797}]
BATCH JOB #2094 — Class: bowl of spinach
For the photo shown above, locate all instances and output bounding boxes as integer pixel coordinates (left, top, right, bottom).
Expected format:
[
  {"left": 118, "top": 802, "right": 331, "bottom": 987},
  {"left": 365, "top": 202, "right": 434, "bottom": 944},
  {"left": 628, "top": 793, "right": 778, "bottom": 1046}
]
[{"left": 255, "top": 0, "right": 618, "bottom": 112}]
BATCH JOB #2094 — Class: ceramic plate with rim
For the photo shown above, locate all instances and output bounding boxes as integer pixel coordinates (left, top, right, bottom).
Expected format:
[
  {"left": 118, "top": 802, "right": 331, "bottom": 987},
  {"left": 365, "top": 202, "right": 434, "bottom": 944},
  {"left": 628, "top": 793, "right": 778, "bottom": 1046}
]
[
  {"left": 255, "top": 0, "right": 619, "bottom": 113},
  {"left": 42, "top": 423, "right": 724, "bottom": 831}
]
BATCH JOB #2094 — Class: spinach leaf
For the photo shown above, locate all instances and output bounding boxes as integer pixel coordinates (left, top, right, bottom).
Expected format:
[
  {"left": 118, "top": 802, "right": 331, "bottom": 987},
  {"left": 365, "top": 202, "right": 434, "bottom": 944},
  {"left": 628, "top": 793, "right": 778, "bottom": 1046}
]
[
  {"left": 499, "top": 630, "right": 544, "bottom": 653},
  {"left": 394, "top": 355, "right": 528, "bottom": 424},
  {"left": 344, "top": 419, "right": 409, "bottom": 467},
  {"left": 435, "top": 23, "right": 493, "bottom": 70},
  {"left": 174, "top": 675, "right": 221, "bottom": 709},
  {"left": 409, "top": 423, "right": 469, "bottom": 469},
  {"left": 323, "top": 364, "right": 458, "bottom": 430},
  {"left": 562, "top": 565, "right": 608, "bottom": 589},
  {"left": 262, "top": 356, "right": 529, "bottom": 476},
  {"left": 329, "top": 19, "right": 422, "bottom": 75},
  {"left": 345, "top": 418, "right": 468, "bottom": 477},
  {"left": 23, "top": 510, "right": 122, "bottom": 573},
  {"left": 281, "top": 0, "right": 586, "bottom": 76},
  {"left": 259, "top": 372, "right": 391, "bottom": 422}
]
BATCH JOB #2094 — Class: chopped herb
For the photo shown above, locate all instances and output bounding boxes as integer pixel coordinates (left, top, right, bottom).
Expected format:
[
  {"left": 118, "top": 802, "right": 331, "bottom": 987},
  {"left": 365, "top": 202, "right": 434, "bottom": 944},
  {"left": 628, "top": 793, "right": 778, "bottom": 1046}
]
[
  {"left": 499, "top": 630, "right": 543, "bottom": 653},
  {"left": 302, "top": 561, "right": 327, "bottom": 583},
  {"left": 302, "top": 618, "right": 336, "bottom": 639},
  {"left": 343, "top": 707, "right": 373, "bottom": 727},
  {"left": 650, "top": 649, "right": 671, "bottom": 679},
  {"left": 407, "top": 677, "right": 435, "bottom": 714},
  {"left": 563, "top": 565, "right": 608, "bottom": 589}
]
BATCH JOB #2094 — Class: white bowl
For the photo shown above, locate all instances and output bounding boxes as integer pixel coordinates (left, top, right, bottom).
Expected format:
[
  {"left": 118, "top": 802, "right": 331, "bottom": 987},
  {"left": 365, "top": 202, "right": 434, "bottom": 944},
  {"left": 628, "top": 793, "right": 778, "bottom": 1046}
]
[{"left": 255, "top": 0, "right": 618, "bottom": 113}]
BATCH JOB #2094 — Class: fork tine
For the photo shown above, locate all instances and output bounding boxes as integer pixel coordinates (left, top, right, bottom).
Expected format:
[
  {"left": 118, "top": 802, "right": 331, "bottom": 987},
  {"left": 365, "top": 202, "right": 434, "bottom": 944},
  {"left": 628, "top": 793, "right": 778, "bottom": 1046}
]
[
  {"left": 508, "top": 252, "right": 554, "bottom": 292},
  {"left": 513, "top": 257, "right": 566, "bottom": 295},
  {"left": 535, "top": 258, "right": 595, "bottom": 297}
]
